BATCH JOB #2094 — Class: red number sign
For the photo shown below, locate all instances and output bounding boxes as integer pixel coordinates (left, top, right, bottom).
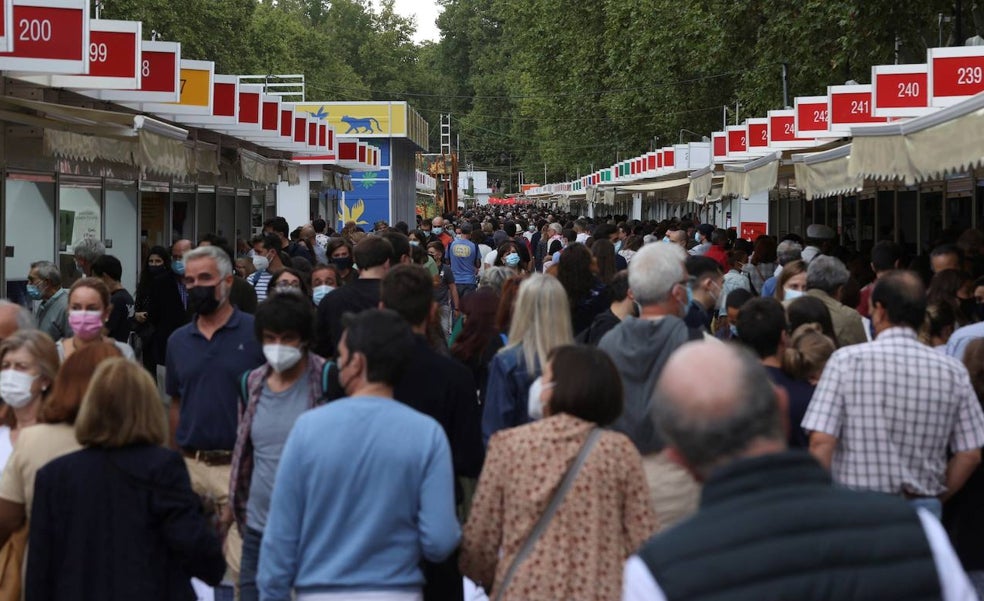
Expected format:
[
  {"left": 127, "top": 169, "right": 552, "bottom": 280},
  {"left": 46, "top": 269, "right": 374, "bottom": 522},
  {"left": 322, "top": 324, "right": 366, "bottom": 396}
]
[
  {"left": 747, "top": 121, "right": 769, "bottom": 148},
  {"left": 873, "top": 69, "right": 928, "bottom": 114},
  {"left": 0, "top": 1, "right": 88, "bottom": 73},
  {"left": 829, "top": 87, "right": 887, "bottom": 129},
  {"left": 795, "top": 97, "right": 829, "bottom": 134},
  {"left": 727, "top": 128, "right": 747, "bottom": 153}
]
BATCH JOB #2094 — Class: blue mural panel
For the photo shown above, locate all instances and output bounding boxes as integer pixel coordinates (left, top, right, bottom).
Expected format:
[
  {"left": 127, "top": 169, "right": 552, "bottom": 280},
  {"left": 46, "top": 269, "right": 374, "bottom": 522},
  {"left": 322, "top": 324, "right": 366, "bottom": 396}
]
[{"left": 339, "top": 168, "right": 389, "bottom": 231}]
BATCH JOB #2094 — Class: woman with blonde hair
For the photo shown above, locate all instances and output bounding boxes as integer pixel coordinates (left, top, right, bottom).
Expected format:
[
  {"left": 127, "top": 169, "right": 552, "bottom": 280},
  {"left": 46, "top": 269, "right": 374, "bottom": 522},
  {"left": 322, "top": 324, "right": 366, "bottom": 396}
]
[
  {"left": 482, "top": 274, "right": 573, "bottom": 444},
  {"left": 0, "top": 330, "right": 59, "bottom": 451},
  {"left": 0, "top": 343, "right": 122, "bottom": 544},
  {"left": 25, "top": 358, "right": 224, "bottom": 600},
  {"left": 783, "top": 323, "right": 837, "bottom": 385}
]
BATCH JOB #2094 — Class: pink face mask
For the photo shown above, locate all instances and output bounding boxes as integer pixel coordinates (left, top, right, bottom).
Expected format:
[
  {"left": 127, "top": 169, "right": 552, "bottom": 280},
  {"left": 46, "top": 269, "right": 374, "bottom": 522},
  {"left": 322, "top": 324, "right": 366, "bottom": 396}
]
[{"left": 68, "top": 310, "right": 104, "bottom": 341}]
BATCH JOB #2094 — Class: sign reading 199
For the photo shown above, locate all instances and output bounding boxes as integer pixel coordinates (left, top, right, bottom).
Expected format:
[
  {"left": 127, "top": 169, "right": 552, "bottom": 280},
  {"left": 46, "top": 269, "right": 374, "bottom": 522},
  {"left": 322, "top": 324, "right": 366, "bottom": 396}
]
[
  {"left": 957, "top": 66, "right": 983, "bottom": 86},
  {"left": 18, "top": 18, "right": 51, "bottom": 42}
]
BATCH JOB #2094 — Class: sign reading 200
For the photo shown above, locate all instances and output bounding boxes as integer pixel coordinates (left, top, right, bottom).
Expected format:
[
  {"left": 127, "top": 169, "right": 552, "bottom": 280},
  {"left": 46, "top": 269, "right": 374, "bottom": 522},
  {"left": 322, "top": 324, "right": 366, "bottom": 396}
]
[{"left": 19, "top": 18, "right": 52, "bottom": 43}]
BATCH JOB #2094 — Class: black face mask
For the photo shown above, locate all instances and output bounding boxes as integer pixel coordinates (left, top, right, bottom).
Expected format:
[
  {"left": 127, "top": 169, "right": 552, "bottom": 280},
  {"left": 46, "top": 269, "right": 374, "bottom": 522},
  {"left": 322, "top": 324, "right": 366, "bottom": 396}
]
[
  {"left": 147, "top": 265, "right": 166, "bottom": 276},
  {"left": 332, "top": 257, "right": 354, "bottom": 271},
  {"left": 977, "top": 303, "right": 984, "bottom": 322},
  {"left": 187, "top": 285, "right": 220, "bottom": 316}
]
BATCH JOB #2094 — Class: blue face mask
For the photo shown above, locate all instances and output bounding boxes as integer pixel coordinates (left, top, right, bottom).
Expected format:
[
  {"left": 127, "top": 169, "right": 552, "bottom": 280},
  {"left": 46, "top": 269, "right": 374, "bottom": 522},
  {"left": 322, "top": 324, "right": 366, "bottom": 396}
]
[
  {"left": 172, "top": 260, "right": 185, "bottom": 276},
  {"left": 432, "top": 226, "right": 444, "bottom": 236},
  {"left": 409, "top": 240, "right": 419, "bottom": 247},
  {"left": 615, "top": 240, "right": 623, "bottom": 252},
  {"left": 686, "top": 284, "right": 694, "bottom": 306},
  {"left": 730, "top": 324, "right": 739, "bottom": 338},
  {"left": 504, "top": 252, "right": 520, "bottom": 267},
  {"left": 312, "top": 284, "right": 334, "bottom": 306},
  {"left": 26, "top": 284, "right": 42, "bottom": 301},
  {"left": 695, "top": 232, "right": 702, "bottom": 243},
  {"left": 662, "top": 236, "right": 670, "bottom": 243}
]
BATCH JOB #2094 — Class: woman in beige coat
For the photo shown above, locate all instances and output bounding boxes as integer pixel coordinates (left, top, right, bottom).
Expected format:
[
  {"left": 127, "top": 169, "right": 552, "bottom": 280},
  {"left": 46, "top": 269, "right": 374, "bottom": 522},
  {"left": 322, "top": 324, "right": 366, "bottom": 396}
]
[{"left": 461, "top": 345, "right": 658, "bottom": 601}]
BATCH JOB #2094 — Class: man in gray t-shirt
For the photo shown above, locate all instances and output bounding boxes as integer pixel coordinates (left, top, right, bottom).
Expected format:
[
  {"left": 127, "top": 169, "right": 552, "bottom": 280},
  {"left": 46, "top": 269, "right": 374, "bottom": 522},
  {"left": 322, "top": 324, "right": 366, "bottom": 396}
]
[{"left": 227, "top": 293, "right": 327, "bottom": 601}]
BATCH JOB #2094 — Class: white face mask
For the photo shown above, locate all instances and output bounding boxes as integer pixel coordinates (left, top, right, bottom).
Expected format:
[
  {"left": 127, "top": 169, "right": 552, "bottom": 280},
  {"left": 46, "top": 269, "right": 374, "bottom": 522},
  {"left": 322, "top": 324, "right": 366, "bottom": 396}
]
[
  {"left": 528, "top": 376, "right": 545, "bottom": 421},
  {"left": 0, "top": 369, "right": 37, "bottom": 408},
  {"left": 263, "top": 344, "right": 303, "bottom": 373},
  {"left": 252, "top": 255, "right": 270, "bottom": 272},
  {"left": 784, "top": 288, "right": 805, "bottom": 301}
]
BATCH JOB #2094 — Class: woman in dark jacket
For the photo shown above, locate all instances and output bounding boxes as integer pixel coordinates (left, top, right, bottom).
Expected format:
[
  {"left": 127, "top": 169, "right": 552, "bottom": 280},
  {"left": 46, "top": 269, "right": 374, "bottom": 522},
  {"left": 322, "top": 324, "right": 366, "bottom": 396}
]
[
  {"left": 26, "top": 358, "right": 224, "bottom": 601},
  {"left": 134, "top": 246, "right": 187, "bottom": 375}
]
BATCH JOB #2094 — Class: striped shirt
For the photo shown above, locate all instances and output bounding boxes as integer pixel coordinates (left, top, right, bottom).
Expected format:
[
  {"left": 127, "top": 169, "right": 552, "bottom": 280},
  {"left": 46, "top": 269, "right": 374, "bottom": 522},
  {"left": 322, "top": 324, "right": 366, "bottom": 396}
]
[{"left": 249, "top": 271, "right": 274, "bottom": 302}]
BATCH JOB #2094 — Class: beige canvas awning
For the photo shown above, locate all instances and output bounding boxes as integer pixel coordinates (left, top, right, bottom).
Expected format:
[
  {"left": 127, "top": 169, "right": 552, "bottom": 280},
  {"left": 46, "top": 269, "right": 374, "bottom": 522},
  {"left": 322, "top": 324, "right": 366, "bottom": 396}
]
[
  {"left": 849, "top": 91, "right": 984, "bottom": 185},
  {"left": 0, "top": 95, "right": 191, "bottom": 178},
  {"left": 721, "top": 152, "right": 781, "bottom": 198},
  {"left": 614, "top": 175, "right": 690, "bottom": 192},
  {"left": 792, "top": 144, "right": 860, "bottom": 200},
  {"left": 687, "top": 166, "right": 713, "bottom": 202}
]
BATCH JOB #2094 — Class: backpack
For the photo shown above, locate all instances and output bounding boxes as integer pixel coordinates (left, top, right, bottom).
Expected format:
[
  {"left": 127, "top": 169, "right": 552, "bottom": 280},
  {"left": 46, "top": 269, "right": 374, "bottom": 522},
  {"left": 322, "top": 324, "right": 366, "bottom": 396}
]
[{"left": 239, "top": 361, "right": 336, "bottom": 411}]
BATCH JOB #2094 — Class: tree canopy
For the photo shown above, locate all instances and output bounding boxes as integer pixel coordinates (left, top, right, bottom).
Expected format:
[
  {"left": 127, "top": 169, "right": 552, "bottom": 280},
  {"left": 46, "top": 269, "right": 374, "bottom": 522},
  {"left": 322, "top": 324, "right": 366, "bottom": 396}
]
[{"left": 104, "top": 0, "right": 977, "bottom": 191}]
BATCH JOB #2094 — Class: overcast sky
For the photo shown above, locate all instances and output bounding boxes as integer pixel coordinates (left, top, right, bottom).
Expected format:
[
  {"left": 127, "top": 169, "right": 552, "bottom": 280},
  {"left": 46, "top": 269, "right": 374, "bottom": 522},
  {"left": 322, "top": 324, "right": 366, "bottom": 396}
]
[{"left": 390, "top": 0, "right": 443, "bottom": 43}]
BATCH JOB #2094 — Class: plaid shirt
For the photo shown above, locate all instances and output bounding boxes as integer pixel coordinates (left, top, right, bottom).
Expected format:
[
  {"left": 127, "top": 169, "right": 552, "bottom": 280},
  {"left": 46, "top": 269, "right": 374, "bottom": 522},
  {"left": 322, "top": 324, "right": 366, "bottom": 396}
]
[
  {"left": 802, "top": 327, "right": 984, "bottom": 496},
  {"left": 228, "top": 354, "right": 327, "bottom": 532}
]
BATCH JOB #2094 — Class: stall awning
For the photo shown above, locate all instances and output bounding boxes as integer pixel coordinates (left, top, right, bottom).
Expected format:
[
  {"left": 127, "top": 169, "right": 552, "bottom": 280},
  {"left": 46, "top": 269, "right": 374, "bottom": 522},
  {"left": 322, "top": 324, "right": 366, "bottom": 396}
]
[
  {"left": 0, "top": 95, "right": 191, "bottom": 178},
  {"left": 614, "top": 176, "right": 690, "bottom": 192},
  {"left": 793, "top": 144, "right": 860, "bottom": 200},
  {"left": 687, "top": 166, "right": 713, "bottom": 202},
  {"left": 849, "top": 91, "right": 984, "bottom": 185},
  {"left": 721, "top": 152, "right": 781, "bottom": 198}
]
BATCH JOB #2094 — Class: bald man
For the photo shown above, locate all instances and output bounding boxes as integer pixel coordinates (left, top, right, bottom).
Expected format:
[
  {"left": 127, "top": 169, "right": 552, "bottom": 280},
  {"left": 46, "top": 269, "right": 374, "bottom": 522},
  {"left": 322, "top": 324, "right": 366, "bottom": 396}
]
[{"left": 622, "top": 341, "right": 975, "bottom": 601}]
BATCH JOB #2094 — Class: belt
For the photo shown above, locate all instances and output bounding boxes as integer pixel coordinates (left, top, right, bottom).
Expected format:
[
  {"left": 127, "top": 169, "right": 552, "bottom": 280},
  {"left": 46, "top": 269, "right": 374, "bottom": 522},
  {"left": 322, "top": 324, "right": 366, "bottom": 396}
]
[{"left": 182, "top": 449, "right": 233, "bottom": 466}]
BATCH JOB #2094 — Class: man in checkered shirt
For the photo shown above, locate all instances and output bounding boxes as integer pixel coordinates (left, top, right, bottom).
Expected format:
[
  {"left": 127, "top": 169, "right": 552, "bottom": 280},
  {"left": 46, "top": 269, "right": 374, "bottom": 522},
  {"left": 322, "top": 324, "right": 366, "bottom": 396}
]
[{"left": 802, "top": 270, "right": 984, "bottom": 517}]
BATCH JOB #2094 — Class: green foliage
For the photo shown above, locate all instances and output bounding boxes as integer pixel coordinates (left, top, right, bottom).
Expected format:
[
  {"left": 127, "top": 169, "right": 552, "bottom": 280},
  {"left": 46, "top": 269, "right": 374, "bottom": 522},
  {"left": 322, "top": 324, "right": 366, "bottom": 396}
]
[
  {"left": 437, "top": 0, "right": 965, "bottom": 185},
  {"left": 100, "top": 0, "right": 974, "bottom": 187}
]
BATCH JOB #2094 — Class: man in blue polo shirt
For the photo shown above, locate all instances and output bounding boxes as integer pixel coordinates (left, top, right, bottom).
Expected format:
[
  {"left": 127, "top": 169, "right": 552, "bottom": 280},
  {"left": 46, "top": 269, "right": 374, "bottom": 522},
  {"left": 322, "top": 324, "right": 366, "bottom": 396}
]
[
  {"left": 449, "top": 222, "right": 480, "bottom": 298},
  {"left": 166, "top": 244, "right": 264, "bottom": 588}
]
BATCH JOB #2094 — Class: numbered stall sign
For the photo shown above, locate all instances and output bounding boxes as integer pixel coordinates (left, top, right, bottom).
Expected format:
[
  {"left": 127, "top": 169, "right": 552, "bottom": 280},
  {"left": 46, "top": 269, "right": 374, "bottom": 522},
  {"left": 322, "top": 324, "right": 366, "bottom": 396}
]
[
  {"left": 726, "top": 125, "right": 748, "bottom": 156},
  {"left": 16, "top": 19, "right": 141, "bottom": 90},
  {"left": 767, "top": 109, "right": 810, "bottom": 147},
  {"left": 746, "top": 118, "right": 769, "bottom": 150},
  {"left": 0, "top": 0, "right": 89, "bottom": 74},
  {"left": 928, "top": 46, "right": 984, "bottom": 107},
  {"left": 794, "top": 96, "right": 830, "bottom": 137},
  {"left": 137, "top": 59, "right": 214, "bottom": 116},
  {"left": 872, "top": 63, "right": 930, "bottom": 117},
  {"left": 827, "top": 85, "right": 887, "bottom": 133},
  {"left": 97, "top": 40, "right": 180, "bottom": 103},
  {"left": 0, "top": 0, "right": 14, "bottom": 53}
]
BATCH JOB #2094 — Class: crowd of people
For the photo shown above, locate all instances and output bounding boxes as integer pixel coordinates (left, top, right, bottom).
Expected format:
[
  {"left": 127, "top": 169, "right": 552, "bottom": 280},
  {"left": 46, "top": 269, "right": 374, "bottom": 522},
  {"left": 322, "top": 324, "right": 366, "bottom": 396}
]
[{"left": 0, "top": 206, "right": 983, "bottom": 600}]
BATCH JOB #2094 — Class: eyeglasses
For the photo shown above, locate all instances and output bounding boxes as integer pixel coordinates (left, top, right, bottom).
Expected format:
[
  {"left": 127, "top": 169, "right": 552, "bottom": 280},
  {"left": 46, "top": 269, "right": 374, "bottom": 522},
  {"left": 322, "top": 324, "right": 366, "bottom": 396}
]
[{"left": 276, "top": 281, "right": 301, "bottom": 289}]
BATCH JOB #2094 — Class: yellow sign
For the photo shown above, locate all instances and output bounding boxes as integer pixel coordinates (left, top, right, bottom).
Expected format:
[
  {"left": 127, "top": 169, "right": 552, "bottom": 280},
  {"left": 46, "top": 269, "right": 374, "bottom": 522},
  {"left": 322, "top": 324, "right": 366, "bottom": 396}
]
[
  {"left": 294, "top": 101, "right": 428, "bottom": 149},
  {"left": 178, "top": 67, "right": 211, "bottom": 107}
]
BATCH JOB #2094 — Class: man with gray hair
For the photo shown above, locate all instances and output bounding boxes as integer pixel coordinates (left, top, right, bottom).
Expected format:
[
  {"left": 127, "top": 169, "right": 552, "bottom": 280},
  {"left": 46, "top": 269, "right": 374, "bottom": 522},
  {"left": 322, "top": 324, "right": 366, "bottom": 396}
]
[
  {"left": 72, "top": 237, "right": 106, "bottom": 277},
  {"left": 623, "top": 341, "right": 975, "bottom": 601},
  {"left": 27, "top": 261, "right": 69, "bottom": 341},
  {"left": 599, "top": 242, "right": 704, "bottom": 528},
  {"left": 805, "top": 255, "right": 867, "bottom": 346},
  {"left": 759, "top": 239, "right": 802, "bottom": 298},
  {"left": 165, "top": 245, "right": 264, "bottom": 588}
]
